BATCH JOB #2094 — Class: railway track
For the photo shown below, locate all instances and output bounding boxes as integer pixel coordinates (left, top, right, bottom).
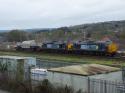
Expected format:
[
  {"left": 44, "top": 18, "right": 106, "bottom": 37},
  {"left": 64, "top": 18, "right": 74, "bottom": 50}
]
[{"left": 0, "top": 49, "right": 125, "bottom": 61}]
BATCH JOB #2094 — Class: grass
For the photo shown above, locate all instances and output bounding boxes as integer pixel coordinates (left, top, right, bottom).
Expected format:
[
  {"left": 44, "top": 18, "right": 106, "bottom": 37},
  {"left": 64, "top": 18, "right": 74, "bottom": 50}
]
[{"left": 0, "top": 50, "right": 125, "bottom": 67}]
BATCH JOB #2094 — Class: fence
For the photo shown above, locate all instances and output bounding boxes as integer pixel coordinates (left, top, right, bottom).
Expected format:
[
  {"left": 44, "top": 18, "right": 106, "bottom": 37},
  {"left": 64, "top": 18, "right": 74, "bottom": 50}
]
[
  {"left": 122, "top": 67, "right": 125, "bottom": 83},
  {"left": 88, "top": 78, "right": 125, "bottom": 93},
  {"left": 0, "top": 68, "right": 125, "bottom": 93},
  {"left": 30, "top": 70, "right": 125, "bottom": 93}
]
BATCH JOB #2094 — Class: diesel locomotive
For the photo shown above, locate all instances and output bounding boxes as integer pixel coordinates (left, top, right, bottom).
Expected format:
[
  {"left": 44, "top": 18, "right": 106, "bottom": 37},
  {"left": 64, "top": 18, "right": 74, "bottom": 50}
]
[{"left": 16, "top": 40, "right": 118, "bottom": 56}]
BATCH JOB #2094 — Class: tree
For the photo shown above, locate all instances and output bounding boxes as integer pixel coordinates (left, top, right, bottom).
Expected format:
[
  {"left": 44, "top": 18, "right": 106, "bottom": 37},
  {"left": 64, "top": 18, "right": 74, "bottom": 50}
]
[
  {"left": 7, "top": 30, "right": 29, "bottom": 42},
  {"left": 86, "top": 32, "right": 91, "bottom": 38}
]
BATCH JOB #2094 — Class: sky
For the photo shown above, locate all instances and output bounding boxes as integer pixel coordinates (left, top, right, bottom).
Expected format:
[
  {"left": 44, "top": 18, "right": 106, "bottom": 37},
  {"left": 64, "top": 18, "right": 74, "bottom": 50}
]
[{"left": 0, "top": 0, "right": 125, "bottom": 30}]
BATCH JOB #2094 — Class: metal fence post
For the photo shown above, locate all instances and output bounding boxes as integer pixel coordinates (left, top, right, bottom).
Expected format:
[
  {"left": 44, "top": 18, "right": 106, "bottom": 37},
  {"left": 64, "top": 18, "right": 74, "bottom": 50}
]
[
  {"left": 104, "top": 80, "right": 107, "bottom": 93},
  {"left": 88, "top": 77, "right": 90, "bottom": 93},
  {"left": 122, "top": 67, "right": 125, "bottom": 83}
]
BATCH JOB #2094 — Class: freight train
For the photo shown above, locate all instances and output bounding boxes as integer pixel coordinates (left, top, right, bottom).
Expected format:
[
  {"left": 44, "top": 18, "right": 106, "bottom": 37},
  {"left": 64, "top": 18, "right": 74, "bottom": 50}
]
[{"left": 15, "top": 40, "right": 118, "bottom": 56}]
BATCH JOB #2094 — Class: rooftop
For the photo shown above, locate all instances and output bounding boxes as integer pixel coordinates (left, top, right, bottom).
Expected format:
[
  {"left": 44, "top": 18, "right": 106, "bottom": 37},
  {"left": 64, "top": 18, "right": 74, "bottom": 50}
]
[
  {"left": 0, "top": 56, "right": 35, "bottom": 60},
  {"left": 48, "top": 64, "right": 120, "bottom": 76},
  {"left": 31, "top": 68, "right": 47, "bottom": 73}
]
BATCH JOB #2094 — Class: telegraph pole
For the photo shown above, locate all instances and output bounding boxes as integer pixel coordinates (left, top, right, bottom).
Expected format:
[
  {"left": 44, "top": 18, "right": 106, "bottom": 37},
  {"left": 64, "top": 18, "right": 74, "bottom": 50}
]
[
  {"left": 83, "top": 30, "right": 86, "bottom": 41},
  {"left": 81, "top": 29, "right": 86, "bottom": 41}
]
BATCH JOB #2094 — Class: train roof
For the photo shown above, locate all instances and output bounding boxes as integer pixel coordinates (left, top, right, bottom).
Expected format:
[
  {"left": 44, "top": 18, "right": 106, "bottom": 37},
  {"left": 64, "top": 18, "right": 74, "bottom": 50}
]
[
  {"left": 43, "top": 41, "right": 66, "bottom": 45},
  {"left": 42, "top": 40, "right": 113, "bottom": 45},
  {"left": 22, "top": 40, "right": 35, "bottom": 44},
  {"left": 74, "top": 40, "right": 112, "bottom": 45}
]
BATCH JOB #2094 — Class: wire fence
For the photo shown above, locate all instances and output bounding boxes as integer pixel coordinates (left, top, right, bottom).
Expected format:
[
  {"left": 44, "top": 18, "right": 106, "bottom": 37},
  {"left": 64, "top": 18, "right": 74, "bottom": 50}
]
[
  {"left": 88, "top": 78, "right": 125, "bottom": 93},
  {"left": 30, "top": 69, "right": 125, "bottom": 93}
]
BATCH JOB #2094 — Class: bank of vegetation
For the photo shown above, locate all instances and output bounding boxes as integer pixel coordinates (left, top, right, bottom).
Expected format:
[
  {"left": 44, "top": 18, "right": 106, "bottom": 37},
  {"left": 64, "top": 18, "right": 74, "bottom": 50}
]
[
  {"left": 0, "top": 62, "right": 84, "bottom": 93},
  {"left": 0, "top": 51, "right": 124, "bottom": 67}
]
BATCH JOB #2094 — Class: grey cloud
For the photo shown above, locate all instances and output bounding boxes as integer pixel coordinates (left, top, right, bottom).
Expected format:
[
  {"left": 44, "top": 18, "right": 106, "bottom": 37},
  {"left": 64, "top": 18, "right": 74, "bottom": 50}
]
[{"left": 0, "top": 0, "right": 125, "bottom": 30}]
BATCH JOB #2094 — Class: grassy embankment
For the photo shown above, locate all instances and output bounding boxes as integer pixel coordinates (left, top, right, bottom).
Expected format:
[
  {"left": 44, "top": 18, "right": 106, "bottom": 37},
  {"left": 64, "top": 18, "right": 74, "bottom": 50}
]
[{"left": 0, "top": 50, "right": 124, "bottom": 67}]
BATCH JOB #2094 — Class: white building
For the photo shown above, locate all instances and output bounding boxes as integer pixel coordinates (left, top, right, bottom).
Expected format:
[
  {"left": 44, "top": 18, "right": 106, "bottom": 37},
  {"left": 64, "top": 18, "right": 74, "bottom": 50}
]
[
  {"left": 47, "top": 64, "right": 122, "bottom": 92},
  {"left": 30, "top": 64, "right": 122, "bottom": 92}
]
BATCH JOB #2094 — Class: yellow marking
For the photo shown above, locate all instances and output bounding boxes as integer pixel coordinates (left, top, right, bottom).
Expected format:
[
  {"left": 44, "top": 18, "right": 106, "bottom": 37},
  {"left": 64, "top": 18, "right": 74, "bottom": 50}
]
[
  {"left": 108, "top": 43, "right": 118, "bottom": 53},
  {"left": 67, "top": 43, "right": 73, "bottom": 50}
]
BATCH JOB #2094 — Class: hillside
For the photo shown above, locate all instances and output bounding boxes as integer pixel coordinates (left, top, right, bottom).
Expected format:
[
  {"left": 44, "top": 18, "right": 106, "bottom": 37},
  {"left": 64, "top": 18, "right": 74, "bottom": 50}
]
[
  {"left": 0, "top": 20, "right": 125, "bottom": 50},
  {"left": 34, "top": 20, "right": 125, "bottom": 49}
]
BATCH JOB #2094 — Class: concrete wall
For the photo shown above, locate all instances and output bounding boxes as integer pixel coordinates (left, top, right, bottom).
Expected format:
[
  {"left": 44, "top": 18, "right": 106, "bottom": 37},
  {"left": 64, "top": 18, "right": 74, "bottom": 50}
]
[
  {"left": 47, "top": 71, "right": 122, "bottom": 92},
  {"left": 47, "top": 71, "right": 88, "bottom": 92},
  {"left": 0, "top": 57, "right": 36, "bottom": 81},
  {"left": 90, "top": 71, "right": 122, "bottom": 81}
]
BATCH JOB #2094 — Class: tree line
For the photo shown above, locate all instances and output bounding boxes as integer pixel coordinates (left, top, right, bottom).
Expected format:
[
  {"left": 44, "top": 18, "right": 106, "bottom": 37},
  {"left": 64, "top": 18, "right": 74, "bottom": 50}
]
[{"left": 0, "top": 30, "right": 35, "bottom": 42}]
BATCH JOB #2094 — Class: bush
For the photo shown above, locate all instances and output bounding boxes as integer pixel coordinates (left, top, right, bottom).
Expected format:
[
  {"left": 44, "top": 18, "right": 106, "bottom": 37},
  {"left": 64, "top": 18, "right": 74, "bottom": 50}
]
[{"left": 0, "top": 73, "right": 84, "bottom": 93}]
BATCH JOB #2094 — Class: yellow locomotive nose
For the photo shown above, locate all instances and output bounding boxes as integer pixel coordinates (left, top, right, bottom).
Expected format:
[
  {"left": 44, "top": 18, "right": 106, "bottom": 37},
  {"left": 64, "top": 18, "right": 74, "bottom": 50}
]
[
  {"left": 67, "top": 43, "right": 73, "bottom": 50},
  {"left": 107, "top": 43, "right": 118, "bottom": 54}
]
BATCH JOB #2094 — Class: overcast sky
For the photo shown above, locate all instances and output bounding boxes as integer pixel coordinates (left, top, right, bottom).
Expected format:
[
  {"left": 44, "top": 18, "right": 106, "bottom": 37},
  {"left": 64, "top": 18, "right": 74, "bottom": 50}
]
[{"left": 0, "top": 0, "right": 125, "bottom": 30}]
